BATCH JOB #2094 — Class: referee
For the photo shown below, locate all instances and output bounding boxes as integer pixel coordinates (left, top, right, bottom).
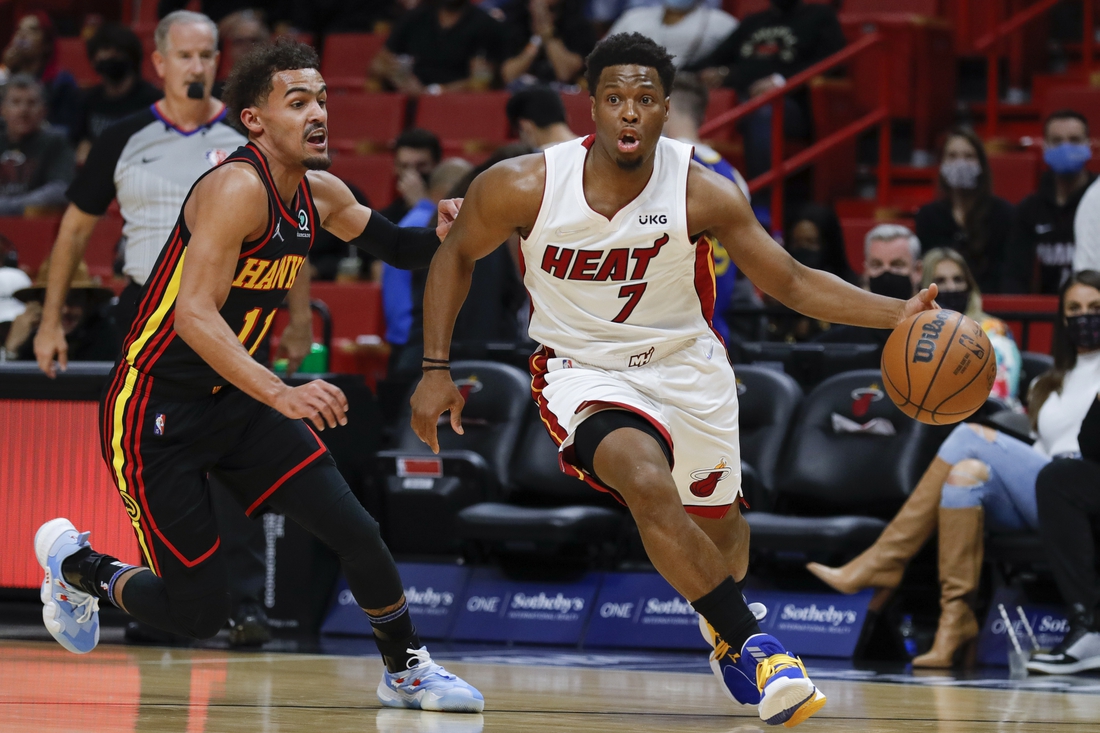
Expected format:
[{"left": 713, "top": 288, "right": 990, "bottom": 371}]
[{"left": 33, "top": 10, "right": 303, "bottom": 646}]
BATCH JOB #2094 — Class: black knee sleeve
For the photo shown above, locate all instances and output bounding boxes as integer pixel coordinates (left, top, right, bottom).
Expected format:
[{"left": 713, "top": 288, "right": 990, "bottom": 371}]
[
  {"left": 266, "top": 457, "right": 405, "bottom": 611},
  {"left": 121, "top": 568, "right": 230, "bottom": 640},
  {"left": 573, "top": 409, "right": 672, "bottom": 479}
]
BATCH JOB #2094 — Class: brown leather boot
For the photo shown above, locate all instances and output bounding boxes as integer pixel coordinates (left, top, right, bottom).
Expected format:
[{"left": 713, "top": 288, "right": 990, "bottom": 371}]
[
  {"left": 913, "top": 506, "right": 984, "bottom": 668},
  {"left": 807, "top": 457, "right": 951, "bottom": 594}
]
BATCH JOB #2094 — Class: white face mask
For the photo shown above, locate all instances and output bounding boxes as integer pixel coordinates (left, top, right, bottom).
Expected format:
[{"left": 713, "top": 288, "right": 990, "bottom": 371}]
[{"left": 940, "top": 158, "right": 981, "bottom": 190}]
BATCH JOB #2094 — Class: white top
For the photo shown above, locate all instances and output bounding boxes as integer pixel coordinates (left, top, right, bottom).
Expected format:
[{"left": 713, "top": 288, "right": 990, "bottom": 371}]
[
  {"left": 1035, "top": 350, "right": 1100, "bottom": 456},
  {"left": 608, "top": 5, "right": 739, "bottom": 68},
  {"left": 521, "top": 136, "right": 713, "bottom": 369},
  {"left": 0, "top": 266, "right": 31, "bottom": 323},
  {"left": 1073, "top": 176, "right": 1100, "bottom": 275}
]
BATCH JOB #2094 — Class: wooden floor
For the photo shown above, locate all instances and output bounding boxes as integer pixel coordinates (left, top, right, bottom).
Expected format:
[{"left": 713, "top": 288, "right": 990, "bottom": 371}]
[{"left": 2, "top": 640, "right": 1100, "bottom": 732}]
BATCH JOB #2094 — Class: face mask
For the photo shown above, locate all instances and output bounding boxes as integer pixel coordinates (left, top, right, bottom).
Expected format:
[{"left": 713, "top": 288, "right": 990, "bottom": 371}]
[
  {"left": 790, "top": 248, "right": 823, "bottom": 270},
  {"left": 1044, "top": 143, "right": 1092, "bottom": 175},
  {"left": 940, "top": 159, "right": 981, "bottom": 190},
  {"left": 664, "top": 0, "right": 697, "bottom": 9},
  {"left": 93, "top": 56, "right": 132, "bottom": 83},
  {"left": 771, "top": 0, "right": 799, "bottom": 10},
  {"left": 869, "top": 272, "right": 914, "bottom": 300},
  {"left": 1066, "top": 313, "right": 1100, "bottom": 351},
  {"left": 936, "top": 288, "right": 971, "bottom": 314}
]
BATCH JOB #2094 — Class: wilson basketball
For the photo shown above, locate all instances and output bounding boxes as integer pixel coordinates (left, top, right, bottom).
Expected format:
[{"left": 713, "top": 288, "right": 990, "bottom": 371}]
[{"left": 880, "top": 309, "right": 997, "bottom": 425}]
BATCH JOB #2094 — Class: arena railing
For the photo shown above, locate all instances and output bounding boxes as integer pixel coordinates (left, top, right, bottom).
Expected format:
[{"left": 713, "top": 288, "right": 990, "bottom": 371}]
[
  {"left": 698, "top": 31, "right": 890, "bottom": 233},
  {"left": 969, "top": 0, "right": 1091, "bottom": 138}
]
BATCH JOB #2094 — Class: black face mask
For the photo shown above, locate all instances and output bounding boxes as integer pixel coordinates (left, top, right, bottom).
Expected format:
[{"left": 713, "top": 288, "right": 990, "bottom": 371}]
[
  {"left": 1066, "top": 314, "right": 1100, "bottom": 351},
  {"left": 869, "top": 272, "right": 914, "bottom": 300},
  {"left": 771, "top": 0, "right": 800, "bottom": 11},
  {"left": 94, "top": 56, "right": 132, "bottom": 83},
  {"left": 790, "top": 248, "right": 823, "bottom": 270},
  {"left": 936, "top": 289, "right": 971, "bottom": 314}
]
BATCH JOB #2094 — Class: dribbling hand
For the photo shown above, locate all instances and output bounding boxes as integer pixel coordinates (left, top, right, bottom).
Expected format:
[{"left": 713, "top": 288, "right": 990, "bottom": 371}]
[
  {"left": 273, "top": 379, "right": 348, "bottom": 431},
  {"left": 896, "top": 282, "right": 939, "bottom": 327},
  {"left": 437, "top": 198, "right": 463, "bottom": 241},
  {"left": 410, "top": 370, "right": 465, "bottom": 453}
]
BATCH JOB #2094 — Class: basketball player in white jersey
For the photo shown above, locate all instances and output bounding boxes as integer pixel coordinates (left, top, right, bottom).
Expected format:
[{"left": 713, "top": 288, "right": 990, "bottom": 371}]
[{"left": 412, "top": 33, "right": 937, "bottom": 726}]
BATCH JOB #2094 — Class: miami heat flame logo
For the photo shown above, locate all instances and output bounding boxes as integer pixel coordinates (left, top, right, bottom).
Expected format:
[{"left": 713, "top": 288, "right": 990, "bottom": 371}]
[
  {"left": 689, "top": 459, "right": 733, "bottom": 498},
  {"left": 454, "top": 376, "right": 483, "bottom": 402},
  {"left": 850, "top": 384, "right": 884, "bottom": 418}
]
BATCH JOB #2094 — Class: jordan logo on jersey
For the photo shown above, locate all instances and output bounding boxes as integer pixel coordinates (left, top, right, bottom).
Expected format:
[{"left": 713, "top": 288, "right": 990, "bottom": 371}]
[
  {"left": 540, "top": 234, "right": 670, "bottom": 282},
  {"left": 231, "top": 254, "right": 307, "bottom": 291}
]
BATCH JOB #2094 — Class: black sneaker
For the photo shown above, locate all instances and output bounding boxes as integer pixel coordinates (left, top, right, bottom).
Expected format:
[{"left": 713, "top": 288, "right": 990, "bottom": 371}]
[
  {"left": 228, "top": 602, "right": 272, "bottom": 647},
  {"left": 1028, "top": 628, "right": 1100, "bottom": 675}
]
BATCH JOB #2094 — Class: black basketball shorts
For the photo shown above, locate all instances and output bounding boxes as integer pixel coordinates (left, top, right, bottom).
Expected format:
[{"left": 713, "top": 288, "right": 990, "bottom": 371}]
[{"left": 98, "top": 364, "right": 328, "bottom": 581}]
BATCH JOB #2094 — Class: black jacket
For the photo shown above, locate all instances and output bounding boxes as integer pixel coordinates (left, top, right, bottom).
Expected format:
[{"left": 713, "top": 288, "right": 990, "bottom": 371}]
[
  {"left": 1002, "top": 170, "right": 1095, "bottom": 294},
  {"left": 914, "top": 196, "right": 1015, "bottom": 293}
]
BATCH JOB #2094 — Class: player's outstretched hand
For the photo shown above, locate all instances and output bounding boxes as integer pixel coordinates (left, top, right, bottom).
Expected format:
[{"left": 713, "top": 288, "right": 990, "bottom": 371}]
[
  {"left": 32, "top": 310, "right": 66, "bottom": 378},
  {"left": 410, "top": 370, "right": 465, "bottom": 453},
  {"left": 273, "top": 379, "right": 348, "bottom": 431},
  {"left": 436, "top": 198, "right": 463, "bottom": 241},
  {"left": 896, "top": 282, "right": 939, "bottom": 327}
]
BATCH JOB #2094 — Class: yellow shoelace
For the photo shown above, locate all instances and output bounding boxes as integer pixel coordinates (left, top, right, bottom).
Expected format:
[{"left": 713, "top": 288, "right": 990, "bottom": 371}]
[{"left": 755, "top": 653, "right": 809, "bottom": 692}]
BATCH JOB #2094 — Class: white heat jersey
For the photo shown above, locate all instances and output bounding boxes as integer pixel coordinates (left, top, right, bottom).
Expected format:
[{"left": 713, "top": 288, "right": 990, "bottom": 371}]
[{"left": 520, "top": 136, "right": 716, "bottom": 369}]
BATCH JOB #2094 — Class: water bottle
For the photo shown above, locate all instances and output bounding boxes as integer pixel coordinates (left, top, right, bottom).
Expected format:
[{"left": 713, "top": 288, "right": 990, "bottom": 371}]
[{"left": 899, "top": 614, "right": 919, "bottom": 657}]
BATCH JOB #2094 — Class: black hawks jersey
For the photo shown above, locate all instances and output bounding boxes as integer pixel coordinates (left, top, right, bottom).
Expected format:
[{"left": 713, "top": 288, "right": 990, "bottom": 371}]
[{"left": 119, "top": 143, "right": 318, "bottom": 393}]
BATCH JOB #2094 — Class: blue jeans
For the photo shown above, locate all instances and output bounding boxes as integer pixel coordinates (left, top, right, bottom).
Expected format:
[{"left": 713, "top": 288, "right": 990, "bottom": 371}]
[
  {"left": 739, "top": 97, "right": 810, "bottom": 180},
  {"left": 936, "top": 424, "right": 1049, "bottom": 531}
]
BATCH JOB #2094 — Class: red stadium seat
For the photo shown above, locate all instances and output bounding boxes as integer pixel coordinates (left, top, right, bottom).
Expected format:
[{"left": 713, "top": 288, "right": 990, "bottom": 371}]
[
  {"left": 842, "top": 0, "right": 941, "bottom": 15},
  {"left": 560, "top": 91, "right": 595, "bottom": 136},
  {"left": 328, "top": 153, "right": 395, "bottom": 210},
  {"left": 56, "top": 37, "right": 97, "bottom": 87},
  {"left": 326, "top": 93, "right": 407, "bottom": 153},
  {"left": 84, "top": 213, "right": 124, "bottom": 280},
  {"left": 702, "top": 87, "right": 738, "bottom": 141},
  {"left": 414, "top": 92, "right": 512, "bottom": 152},
  {"left": 809, "top": 78, "right": 859, "bottom": 203},
  {"left": 322, "top": 33, "right": 387, "bottom": 89},
  {"left": 1042, "top": 87, "right": 1100, "bottom": 140},
  {"left": 840, "top": 218, "right": 878, "bottom": 276},
  {"left": 988, "top": 151, "right": 1040, "bottom": 204},
  {"left": 0, "top": 216, "right": 61, "bottom": 274}
]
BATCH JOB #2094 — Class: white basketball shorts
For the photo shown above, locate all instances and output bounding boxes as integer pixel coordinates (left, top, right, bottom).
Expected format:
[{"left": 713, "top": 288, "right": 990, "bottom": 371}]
[{"left": 529, "top": 336, "right": 742, "bottom": 518}]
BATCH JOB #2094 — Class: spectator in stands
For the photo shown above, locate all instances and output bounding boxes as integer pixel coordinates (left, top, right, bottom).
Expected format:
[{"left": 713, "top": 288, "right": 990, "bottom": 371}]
[
  {"left": 0, "top": 13, "right": 81, "bottom": 140},
  {"left": 586, "top": 0, "right": 724, "bottom": 35},
  {"left": 809, "top": 270, "right": 1100, "bottom": 668},
  {"left": 0, "top": 74, "right": 75, "bottom": 216},
  {"left": 215, "top": 10, "right": 271, "bottom": 94},
  {"left": 379, "top": 128, "right": 443, "bottom": 225},
  {"left": 500, "top": 0, "right": 595, "bottom": 87},
  {"left": 383, "top": 157, "right": 474, "bottom": 370},
  {"left": 923, "top": 247, "right": 1022, "bottom": 404},
  {"left": 764, "top": 202, "right": 852, "bottom": 342},
  {"left": 1029, "top": 401, "right": 1100, "bottom": 675},
  {"left": 370, "top": 0, "right": 506, "bottom": 94},
  {"left": 608, "top": 0, "right": 738, "bottom": 69},
  {"left": 0, "top": 235, "right": 31, "bottom": 345},
  {"left": 814, "top": 223, "right": 921, "bottom": 347},
  {"left": 2, "top": 258, "right": 116, "bottom": 361},
  {"left": 687, "top": 0, "right": 846, "bottom": 180},
  {"left": 915, "top": 129, "right": 1014, "bottom": 294},
  {"left": 664, "top": 72, "right": 749, "bottom": 343},
  {"left": 507, "top": 85, "right": 577, "bottom": 149},
  {"left": 1003, "top": 110, "right": 1095, "bottom": 294},
  {"left": 73, "top": 23, "right": 163, "bottom": 166}
]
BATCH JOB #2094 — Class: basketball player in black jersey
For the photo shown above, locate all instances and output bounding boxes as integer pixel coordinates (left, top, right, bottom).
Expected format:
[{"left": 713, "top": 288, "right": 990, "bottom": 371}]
[{"left": 33, "top": 39, "right": 484, "bottom": 713}]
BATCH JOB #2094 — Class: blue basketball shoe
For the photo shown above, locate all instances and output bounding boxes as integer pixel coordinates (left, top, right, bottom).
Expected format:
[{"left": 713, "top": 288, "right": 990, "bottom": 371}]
[
  {"left": 377, "top": 647, "right": 485, "bottom": 713},
  {"left": 698, "top": 600, "right": 768, "bottom": 706},
  {"left": 34, "top": 518, "right": 100, "bottom": 654},
  {"left": 738, "top": 634, "right": 826, "bottom": 727}
]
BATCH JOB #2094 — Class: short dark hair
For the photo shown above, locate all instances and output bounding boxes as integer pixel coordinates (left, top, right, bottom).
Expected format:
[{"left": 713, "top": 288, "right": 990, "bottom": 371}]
[
  {"left": 584, "top": 33, "right": 676, "bottom": 98},
  {"left": 1044, "top": 108, "right": 1089, "bottom": 137},
  {"left": 507, "top": 86, "right": 567, "bottom": 129},
  {"left": 393, "top": 128, "right": 442, "bottom": 164},
  {"left": 86, "top": 22, "right": 144, "bottom": 73},
  {"left": 222, "top": 37, "right": 320, "bottom": 134},
  {"left": 670, "top": 72, "right": 708, "bottom": 128}
]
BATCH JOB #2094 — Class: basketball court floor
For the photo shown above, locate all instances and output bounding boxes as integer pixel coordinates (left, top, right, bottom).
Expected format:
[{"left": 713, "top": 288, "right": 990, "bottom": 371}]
[{"left": 4, "top": 632, "right": 1100, "bottom": 733}]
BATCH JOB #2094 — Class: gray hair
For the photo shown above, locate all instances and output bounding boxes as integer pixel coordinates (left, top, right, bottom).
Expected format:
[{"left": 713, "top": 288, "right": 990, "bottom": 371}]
[
  {"left": 864, "top": 223, "right": 921, "bottom": 263},
  {"left": 155, "top": 10, "right": 218, "bottom": 54},
  {"left": 4, "top": 73, "right": 44, "bottom": 101}
]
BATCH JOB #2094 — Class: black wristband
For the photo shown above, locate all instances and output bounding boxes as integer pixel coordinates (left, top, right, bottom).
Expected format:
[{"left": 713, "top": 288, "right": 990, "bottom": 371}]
[{"left": 422, "top": 357, "right": 450, "bottom": 364}]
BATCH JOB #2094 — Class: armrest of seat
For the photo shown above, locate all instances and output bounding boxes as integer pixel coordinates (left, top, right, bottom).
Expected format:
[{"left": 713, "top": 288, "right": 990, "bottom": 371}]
[{"left": 376, "top": 449, "right": 500, "bottom": 495}]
